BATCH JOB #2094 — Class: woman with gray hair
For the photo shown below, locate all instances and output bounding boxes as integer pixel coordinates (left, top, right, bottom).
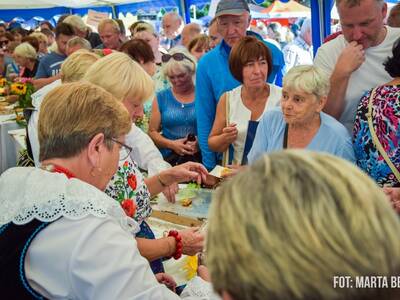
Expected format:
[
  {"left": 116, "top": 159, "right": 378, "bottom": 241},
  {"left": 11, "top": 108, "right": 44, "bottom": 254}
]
[
  {"left": 207, "top": 150, "right": 400, "bottom": 300},
  {"left": 13, "top": 42, "right": 39, "bottom": 78},
  {"left": 149, "top": 47, "right": 200, "bottom": 165},
  {"left": 248, "top": 65, "right": 355, "bottom": 164}
]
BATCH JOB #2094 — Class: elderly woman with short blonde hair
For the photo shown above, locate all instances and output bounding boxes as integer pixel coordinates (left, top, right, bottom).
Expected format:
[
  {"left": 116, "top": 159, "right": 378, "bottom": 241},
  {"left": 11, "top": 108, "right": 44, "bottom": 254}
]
[
  {"left": 248, "top": 65, "right": 355, "bottom": 163},
  {"left": 207, "top": 150, "right": 400, "bottom": 300},
  {"left": 149, "top": 47, "right": 200, "bottom": 166},
  {"left": 13, "top": 42, "right": 39, "bottom": 78},
  {"left": 84, "top": 52, "right": 206, "bottom": 274}
]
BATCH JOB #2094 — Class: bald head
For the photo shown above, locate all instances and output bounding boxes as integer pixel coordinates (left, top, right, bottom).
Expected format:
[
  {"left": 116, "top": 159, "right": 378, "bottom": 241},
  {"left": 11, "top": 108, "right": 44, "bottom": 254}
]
[
  {"left": 162, "top": 12, "right": 183, "bottom": 39},
  {"left": 181, "top": 23, "right": 202, "bottom": 47}
]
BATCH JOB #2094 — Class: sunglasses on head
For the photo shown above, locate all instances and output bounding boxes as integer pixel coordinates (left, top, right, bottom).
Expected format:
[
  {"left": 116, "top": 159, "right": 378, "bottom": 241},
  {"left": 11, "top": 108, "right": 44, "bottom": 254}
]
[{"left": 161, "top": 53, "right": 194, "bottom": 64}]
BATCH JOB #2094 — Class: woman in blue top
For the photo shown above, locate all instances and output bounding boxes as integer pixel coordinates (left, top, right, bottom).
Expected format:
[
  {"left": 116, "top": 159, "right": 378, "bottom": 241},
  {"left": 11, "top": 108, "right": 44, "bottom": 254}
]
[
  {"left": 248, "top": 65, "right": 355, "bottom": 164},
  {"left": 149, "top": 47, "right": 201, "bottom": 165}
]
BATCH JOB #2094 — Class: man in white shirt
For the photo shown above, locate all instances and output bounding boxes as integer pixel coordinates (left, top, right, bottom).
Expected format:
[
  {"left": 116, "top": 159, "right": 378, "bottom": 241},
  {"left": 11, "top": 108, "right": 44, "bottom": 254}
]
[
  {"left": 283, "top": 18, "right": 313, "bottom": 71},
  {"left": 314, "top": 0, "right": 400, "bottom": 132}
]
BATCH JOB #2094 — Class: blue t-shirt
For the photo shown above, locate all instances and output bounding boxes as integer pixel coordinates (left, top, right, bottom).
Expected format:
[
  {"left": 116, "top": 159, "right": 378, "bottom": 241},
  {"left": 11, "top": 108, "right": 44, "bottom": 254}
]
[
  {"left": 195, "top": 31, "right": 285, "bottom": 170},
  {"left": 35, "top": 52, "right": 66, "bottom": 78},
  {"left": 157, "top": 88, "right": 197, "bottom": 157},
  {"left": 247, "top": 107, "right": 356, "bottom": 164}
]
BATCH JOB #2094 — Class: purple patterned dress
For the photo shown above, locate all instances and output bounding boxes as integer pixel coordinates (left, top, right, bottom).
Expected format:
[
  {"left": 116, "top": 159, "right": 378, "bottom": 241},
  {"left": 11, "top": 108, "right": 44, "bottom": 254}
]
[{"left": 353, "top": 85, "right": 400, "bottom": 187}]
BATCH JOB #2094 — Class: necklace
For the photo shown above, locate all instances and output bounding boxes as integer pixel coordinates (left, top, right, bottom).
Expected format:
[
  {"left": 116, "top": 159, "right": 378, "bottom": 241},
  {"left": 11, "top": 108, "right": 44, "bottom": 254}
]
[{"left": 41, "top": 164, "right": 76, "bottom": 179}]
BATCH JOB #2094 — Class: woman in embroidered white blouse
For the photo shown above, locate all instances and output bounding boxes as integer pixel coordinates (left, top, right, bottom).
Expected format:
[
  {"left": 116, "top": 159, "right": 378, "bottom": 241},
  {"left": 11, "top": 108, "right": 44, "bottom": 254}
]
[{"left": 0, "top": 82, "right": 212, "bottom": 299}]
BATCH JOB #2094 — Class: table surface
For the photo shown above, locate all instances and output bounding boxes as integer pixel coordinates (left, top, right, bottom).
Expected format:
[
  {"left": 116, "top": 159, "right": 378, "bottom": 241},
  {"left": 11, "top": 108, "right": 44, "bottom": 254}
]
[{"left": 0, "top": 114, "right": 22, "bottom": 174}]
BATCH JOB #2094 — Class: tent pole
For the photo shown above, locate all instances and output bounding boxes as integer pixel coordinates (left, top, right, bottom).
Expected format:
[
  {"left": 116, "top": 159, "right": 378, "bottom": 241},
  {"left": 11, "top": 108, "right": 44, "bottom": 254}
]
[
  {"left": 311, "top": 0, "right": 332, "bottom": 56},
  {"left": 111, "top": 4, "right": 117, "bottom": 19},
  {"left": 178, "top": 0, "right": 190, "bottom": 24}
]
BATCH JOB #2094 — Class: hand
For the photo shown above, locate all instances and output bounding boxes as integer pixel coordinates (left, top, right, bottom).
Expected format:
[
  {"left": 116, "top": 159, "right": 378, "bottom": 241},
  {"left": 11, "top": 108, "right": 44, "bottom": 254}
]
[
  {"left": 383, "top": 187, "right": 400, "bottom": 213},
  {"left": 160, "top": 162, "right": 208, "bottom": 185},
  {"left": 336, "top": 41, "right": 365, "bottom": 76},
  {"left": 185, "top": 136, "right": 199, "bottom": 154},
  {"left": 221, "top": 123, "right": 238, "bottom": 144},
  {"left": 197, "top": 265, "right": 210, "bottom": 282},
  {"left": 179, "top": 227, "right": 204, "bottom": 255},
  {"left": 171, "top": 138, "right": 196, "bottom": 156},
  {"left": 155, "top": 273, "right": 177, "bottom": 292},
  {"left": 162, "top": 183, "right": 179, "bottom": 203},
  {"left": 221, "top": 164, "right": 246, "bottom": 178}
]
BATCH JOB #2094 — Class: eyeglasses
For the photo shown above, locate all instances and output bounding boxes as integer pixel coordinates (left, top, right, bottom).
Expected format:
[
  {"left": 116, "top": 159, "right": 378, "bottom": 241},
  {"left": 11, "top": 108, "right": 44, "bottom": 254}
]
[
  {"left": 161, "top": 53, "right": 195, "bottom": 64},
  {"left": 109, "top": 137, "right": 133, "bottom": 161}
]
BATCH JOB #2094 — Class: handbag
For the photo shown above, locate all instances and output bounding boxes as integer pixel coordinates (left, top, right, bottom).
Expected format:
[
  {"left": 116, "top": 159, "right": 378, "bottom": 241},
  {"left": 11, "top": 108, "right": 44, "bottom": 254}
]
[{"left": 366, "top": 88, "right": 400, "bottom": 182}]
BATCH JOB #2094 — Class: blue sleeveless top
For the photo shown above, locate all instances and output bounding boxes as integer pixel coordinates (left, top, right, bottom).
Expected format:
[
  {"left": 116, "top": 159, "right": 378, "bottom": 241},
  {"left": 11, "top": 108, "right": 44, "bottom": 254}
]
[{"left": 156, "top": 88, "right": 197, "bottom": 157}]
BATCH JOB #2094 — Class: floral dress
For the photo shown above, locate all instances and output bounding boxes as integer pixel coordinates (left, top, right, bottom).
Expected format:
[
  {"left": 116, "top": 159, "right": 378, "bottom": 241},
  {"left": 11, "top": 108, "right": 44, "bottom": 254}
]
[
  {"left": 353, "top": 85, "right": 400, "bottom": 187},
  {"left": 105, "top": 157, "right": 165, "bottom": 274}
]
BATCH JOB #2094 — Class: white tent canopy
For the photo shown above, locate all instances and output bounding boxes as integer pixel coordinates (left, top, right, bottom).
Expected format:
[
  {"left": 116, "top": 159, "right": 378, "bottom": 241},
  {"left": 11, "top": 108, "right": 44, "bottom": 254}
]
[{"left": 0, "top": 0, "right": 142, "bottom": 9}]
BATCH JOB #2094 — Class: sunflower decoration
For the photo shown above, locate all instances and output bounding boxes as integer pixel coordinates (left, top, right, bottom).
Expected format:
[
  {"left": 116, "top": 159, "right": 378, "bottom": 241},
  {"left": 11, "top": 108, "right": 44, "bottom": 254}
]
[
  {"left": 0, "top": 77, "right": 7, "bottom": 87},
  {"left": 10, "top": 78, "right": 34, "bottom": 110},
  {"left": 10, "top": 82, "right": 26, "bottom": 95}
]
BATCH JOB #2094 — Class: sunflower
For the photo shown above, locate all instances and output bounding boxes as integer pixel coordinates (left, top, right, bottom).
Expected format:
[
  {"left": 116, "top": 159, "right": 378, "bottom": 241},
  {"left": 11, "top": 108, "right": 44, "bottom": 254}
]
[
  {"left": 10, "top": 82, "right": 26, "bottom": 95},
  {"left": 0, "top": 78, "right": 7, "bottom": 87}
]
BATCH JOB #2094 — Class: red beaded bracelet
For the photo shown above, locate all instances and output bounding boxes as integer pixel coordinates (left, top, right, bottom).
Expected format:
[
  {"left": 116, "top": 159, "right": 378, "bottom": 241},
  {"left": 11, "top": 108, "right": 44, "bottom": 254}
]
[{"left": 168, "top": 230, "right": 183, "bottom": 260}]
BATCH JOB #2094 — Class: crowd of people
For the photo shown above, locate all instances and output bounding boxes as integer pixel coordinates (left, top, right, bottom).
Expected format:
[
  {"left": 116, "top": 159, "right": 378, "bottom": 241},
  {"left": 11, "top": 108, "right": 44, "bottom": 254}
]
[{"left": 1, "top": 0, "right": 400, "bottom": 299}]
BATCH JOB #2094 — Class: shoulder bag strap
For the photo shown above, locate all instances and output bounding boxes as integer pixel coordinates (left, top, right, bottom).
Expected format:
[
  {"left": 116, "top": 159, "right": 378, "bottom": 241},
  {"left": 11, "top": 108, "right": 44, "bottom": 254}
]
[
  {"left": 283, "top": 123, "right": 289, "bottom": 149},
  {"left": 367, "top": 88, "right": 400, "bottom": 181},
  {"left": 222, "top": 92, "right": 230, "bottom": 167}
]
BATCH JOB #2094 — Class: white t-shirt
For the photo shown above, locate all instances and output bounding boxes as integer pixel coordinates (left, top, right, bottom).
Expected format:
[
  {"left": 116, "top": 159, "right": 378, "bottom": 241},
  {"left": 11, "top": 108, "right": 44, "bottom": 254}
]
[
  {"left": 314, "top": 26, "right": 400, "bottom": 132},
  {"left": 227, "top": 84, "right": 282, "bottom": 165}
]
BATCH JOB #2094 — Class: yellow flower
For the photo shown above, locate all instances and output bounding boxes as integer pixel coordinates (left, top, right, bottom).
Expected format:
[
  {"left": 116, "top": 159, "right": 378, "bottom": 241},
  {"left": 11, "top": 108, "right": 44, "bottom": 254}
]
[
  {"left": 182, "top": 255, "right": 198, "bottom": 280},
  {"left": 11, "top": 82, "right": 26, "bottom": 95},
  {"left": 0, "top": 78, "right": 7, "bottom": 87}
]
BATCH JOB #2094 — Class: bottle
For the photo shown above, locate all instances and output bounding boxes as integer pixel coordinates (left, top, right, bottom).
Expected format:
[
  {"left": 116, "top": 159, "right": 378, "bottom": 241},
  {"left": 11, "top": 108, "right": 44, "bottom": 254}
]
[{"left": 186, "top": 133, "right": 196, "bottom": 143}]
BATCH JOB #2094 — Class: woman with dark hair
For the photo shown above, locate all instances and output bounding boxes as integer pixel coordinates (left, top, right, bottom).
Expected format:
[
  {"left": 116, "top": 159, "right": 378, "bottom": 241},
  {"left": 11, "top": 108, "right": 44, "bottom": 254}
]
[
  {"left": 120, "top": 38, "right": 156, "bottom": 77},
  {"left": 208, "top": 36, "right": 281, "bottom": 165},
  {"left": 353, "top": 37, "right": 400, "bottom": 188}
]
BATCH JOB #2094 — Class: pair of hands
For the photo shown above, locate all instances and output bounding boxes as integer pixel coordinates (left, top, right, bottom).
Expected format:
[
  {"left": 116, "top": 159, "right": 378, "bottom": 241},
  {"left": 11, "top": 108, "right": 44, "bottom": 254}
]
[
  {"left": 171, "top": 137, "right": 199, "bottom": 156},
  {"left": 159, "top": 162, "right": 208, "bottom": 202}
]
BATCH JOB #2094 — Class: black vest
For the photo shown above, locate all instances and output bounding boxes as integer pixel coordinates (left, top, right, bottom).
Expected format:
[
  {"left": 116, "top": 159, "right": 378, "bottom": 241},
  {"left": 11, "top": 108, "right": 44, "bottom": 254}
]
[{"left": 0, "top": 220, "right": 52, "bottom": 299}]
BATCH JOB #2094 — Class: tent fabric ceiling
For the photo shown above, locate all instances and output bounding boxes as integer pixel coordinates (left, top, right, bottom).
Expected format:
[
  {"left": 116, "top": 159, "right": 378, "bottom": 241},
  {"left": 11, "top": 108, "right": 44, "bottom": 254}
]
[{"left": 0, "top": 0, "right": 142, "bottom": 9}]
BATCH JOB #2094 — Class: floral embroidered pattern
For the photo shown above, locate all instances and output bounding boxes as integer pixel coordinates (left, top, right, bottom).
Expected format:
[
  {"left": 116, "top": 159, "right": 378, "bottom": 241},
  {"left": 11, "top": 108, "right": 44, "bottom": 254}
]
[{"left": 105, "top": 158, "right": 152, "bottom": 223}]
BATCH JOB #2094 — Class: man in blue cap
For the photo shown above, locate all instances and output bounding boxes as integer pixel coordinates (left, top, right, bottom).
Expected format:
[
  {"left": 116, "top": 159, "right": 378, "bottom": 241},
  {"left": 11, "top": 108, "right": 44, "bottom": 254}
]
[{"left": 195, "top": 0, "right": 285, "bottom": 170}]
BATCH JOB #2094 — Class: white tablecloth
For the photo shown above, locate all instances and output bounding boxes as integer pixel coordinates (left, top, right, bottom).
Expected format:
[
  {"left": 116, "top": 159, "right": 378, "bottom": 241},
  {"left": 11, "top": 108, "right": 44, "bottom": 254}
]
[{"left": 0, "top": 114, "right": 23, "bottom": 174}]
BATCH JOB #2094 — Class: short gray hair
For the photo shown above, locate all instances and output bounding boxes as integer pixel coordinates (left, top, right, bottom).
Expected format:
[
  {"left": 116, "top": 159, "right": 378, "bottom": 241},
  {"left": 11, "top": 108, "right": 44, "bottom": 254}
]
[
  {"left": 14, "top": 42, "right": 37, "bottom": 60},
  {"left": 207, "top": 150, "right": 400, "bottom": 300},
  {"left": 63, "top": 15, "right": 87, "bottom": 32},
  {"left": 283, "top": 65, "right": 330, "bottom": 98},
  {"left": 162, "top": 47, "right": 197, "bottom": 80},
  {"left": 300, "top": 18, "right": 311, "bottom": 36},
  {"left": 67, "top": 36, "right": 91, "bottom": 51}
]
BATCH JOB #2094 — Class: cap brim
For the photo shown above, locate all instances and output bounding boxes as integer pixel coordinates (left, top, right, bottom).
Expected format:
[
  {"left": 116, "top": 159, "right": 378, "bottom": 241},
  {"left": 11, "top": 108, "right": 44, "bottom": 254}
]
[{"left": 215, "top": 9, "right": 249, "bottom": 18}]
